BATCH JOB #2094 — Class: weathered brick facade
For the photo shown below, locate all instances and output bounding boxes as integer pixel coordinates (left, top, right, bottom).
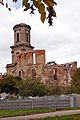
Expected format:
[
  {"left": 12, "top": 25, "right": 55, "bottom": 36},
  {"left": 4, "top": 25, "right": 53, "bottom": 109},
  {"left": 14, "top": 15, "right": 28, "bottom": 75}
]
[{"left": 6, "top": 23, "right": 77, "bottom": 86}]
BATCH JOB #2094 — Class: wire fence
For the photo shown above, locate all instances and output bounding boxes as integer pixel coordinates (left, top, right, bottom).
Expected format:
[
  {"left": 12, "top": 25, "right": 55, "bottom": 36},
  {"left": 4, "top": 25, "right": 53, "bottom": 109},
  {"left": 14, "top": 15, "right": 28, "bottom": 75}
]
[{"left": 0, "top": 96, "right": 71, "bottom": 110}]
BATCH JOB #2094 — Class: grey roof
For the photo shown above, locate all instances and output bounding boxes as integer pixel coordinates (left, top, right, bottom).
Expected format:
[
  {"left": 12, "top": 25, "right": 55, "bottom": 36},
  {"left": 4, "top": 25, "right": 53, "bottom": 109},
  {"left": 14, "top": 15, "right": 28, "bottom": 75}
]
[{"left": 13, "top": 23, "right": 31, "bottom": 30}]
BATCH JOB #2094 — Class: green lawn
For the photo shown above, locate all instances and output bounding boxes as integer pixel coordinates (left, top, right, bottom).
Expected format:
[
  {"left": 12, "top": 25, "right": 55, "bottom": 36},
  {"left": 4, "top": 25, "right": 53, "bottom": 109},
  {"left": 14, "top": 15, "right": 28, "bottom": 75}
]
[
  {"left": 1, "top": 108, "right": 80, "bottom": 119},
  {"left": 37, "top": 114, "right": 80, "bottom": 120},
  {"left": 0, "top": 108, "right": 56, "bottom": 117}
]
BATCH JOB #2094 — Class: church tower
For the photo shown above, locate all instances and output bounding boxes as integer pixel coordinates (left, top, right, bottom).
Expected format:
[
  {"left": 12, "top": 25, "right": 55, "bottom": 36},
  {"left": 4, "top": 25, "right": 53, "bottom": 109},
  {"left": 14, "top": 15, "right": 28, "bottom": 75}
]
[
  {"left": 6, "top": 23, "right": 45, "bottom": 79},
  {"left": 10, "top": 23, "right": 34, "bottom": 63}
]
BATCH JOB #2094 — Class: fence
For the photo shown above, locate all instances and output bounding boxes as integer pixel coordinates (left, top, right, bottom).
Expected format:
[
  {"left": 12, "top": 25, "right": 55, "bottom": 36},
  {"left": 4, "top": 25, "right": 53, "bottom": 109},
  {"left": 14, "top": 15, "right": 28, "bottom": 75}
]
[{"left": 0, "top": 95, "right": 72, "bottom": 110}]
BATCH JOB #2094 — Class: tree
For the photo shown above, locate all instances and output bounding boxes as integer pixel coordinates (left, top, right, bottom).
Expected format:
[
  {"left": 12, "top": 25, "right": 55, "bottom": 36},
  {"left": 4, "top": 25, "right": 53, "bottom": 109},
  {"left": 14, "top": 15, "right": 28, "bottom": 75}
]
[
  {"left": 0, "top": 0, "right": 57, "bottom": 26},
  {"left": 70, "top": 68, "right": 80, "bottom": 94},
  {"left": 62, "top": 68, "right": 80, "bottom": 94},
  {"left": 19, "top": 78, "right": 48, "bottom": 97},
  {"left": 0, "top": 74, "right": 20, "bottom": 94},
  {"left": 46, "top": 84, "right": 62, "bottom": 95}
]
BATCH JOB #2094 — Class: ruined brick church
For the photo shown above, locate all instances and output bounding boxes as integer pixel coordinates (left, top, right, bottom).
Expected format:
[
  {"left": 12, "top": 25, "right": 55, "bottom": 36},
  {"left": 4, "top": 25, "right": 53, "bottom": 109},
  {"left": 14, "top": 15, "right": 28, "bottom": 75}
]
[{"left": 6, "top": 23, "right": 77, "bottom": 86}]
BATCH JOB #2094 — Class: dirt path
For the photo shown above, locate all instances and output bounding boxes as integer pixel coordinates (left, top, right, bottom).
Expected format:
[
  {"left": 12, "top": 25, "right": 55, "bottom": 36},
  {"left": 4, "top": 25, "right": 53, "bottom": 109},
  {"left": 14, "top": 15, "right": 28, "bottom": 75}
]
[{"left": 0, "top": 109, "right": 80, "bottom": 120}]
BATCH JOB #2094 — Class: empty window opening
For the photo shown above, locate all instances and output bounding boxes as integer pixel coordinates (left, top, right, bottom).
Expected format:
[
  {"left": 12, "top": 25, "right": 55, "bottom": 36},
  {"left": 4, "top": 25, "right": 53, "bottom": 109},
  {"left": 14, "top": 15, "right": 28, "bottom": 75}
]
[
  {"left": 70, "top": 64, "right": 72, "bottom": 67},
  {"left": 19, "top": 71, "right": 21, "bottom": 78},
  {"left": 64, "top": 79, "right": 68, "bottom": 85},
  {"left": 54, "top": 69, "right": 57, "bottom": 80},
  {"left": 32, "top": 69, "right": 36, "bottom": 79},
  {"left": 33, "top": 53, "right": 36, "bottom": 64},
  {"left": 54, "top": 68, "right": 57, "bottom": 74},
  {"left": 28, "top": 31, "right": 30, "bottom": 43},
  {"left": 26, "top": 33, "right": 29, "bottom": 42},
  {"left": 17, "top": 33, "right": 19, "bottom": 42},
  {"left": 11, "top": 51, "right": 14, "bottom": 53},
  {"left": 12, "top": 71, "right": 15, "bottom": 74},
  {"left": 16, "top": 52, "right": 19, "bottom": 55},
  {"left": 53, "top": 74, "right": 57, "bottom": 80},
  {"left": 21, "top": 49, "right": 26, "bottom": 51}
]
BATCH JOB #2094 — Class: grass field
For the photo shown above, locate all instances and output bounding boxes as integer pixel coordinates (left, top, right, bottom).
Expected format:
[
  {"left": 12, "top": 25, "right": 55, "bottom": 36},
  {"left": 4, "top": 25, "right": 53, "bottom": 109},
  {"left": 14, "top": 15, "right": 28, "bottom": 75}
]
[
  {"left": 0, "top": 108, "right": 56, "bottom": 117},
  {"left": 38, "top": 114, "right": 80, "bottom": 120},
  {"left": 0, "top": 108, "right": 80, "bottom": 119}
]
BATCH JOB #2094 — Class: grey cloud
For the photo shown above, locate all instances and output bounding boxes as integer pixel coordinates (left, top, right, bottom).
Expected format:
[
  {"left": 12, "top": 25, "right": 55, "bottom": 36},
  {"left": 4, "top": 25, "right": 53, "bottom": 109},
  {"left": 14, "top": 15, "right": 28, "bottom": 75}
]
[{"left": 0, "top": 0, "right": 80, "bottom": 73}]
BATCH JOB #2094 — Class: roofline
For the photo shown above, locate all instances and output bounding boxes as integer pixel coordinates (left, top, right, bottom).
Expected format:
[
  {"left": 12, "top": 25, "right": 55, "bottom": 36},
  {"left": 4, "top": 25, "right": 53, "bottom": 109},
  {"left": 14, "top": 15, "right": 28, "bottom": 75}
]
[{"left": 13, "top": 23, "right": 31, "bottom": 30}]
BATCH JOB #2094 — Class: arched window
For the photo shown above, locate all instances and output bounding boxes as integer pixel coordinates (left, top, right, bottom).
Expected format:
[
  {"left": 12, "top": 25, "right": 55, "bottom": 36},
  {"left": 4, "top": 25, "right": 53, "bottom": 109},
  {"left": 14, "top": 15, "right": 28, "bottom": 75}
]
[
  {"left": 26, "top": 33, "right": 28, "bottom": 42},
  {"left": 28, "top": 31, "right": 30, "bottom": 43},
  {"left": 19, "top": 71, "right": 21, "bottom": 78},
  {"left": 33, "top": 53, "right": 36, "bottom": 64},
  {"left": 16, "top": 52, "right": 19, "bottom": 55},
  {"left": 17, "top": 33, "right": 19, "bottom": 42},
  {"left": 53, "top": 68, "right": 57, "bottom": 80},
  {"left": 32, "top": 69, "right": 36, "bottom": 79}
]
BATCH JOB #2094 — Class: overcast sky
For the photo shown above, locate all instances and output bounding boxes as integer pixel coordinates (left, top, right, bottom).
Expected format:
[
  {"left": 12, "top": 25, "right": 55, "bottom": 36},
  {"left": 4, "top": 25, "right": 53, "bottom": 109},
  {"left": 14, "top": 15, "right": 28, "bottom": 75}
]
[{"left": 0, "top": 0, "right": 80, "bottom": 73}]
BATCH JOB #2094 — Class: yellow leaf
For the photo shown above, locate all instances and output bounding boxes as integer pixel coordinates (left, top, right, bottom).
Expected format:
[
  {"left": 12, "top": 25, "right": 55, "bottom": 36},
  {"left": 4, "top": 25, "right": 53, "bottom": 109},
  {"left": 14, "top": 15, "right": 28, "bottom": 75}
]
[
  {"left": 22, "top": 0, "right": 28, "bottom": 6},
  {"left": 37, "top": 0, "right": 41, "bottom": 3},
  {"left": 38, "top": 3, "right": 45, "bottom": 14},
  {"left": 33, "top": 0, "right": 39, "bottom": 8},
  {"left": 24, "top": 3, "right": 30, "bottom": 11},
  {"left": 52, "top": 10, "right": 56, "bottom": 17},
  {"left": 48, "top": 0, "right": 54, "bottom": 6},
  {"left": 43, "top": 0, "right": 54, "bottom": 7},
  {"left": 40, "top": 12, "right": 46, "bottom": 23}
]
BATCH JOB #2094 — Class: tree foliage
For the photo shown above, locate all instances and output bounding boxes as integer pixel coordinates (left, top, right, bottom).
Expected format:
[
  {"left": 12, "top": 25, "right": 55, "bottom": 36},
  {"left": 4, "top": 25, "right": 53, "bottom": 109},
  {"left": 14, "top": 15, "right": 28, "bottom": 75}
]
[
  {"left": 70, "top": 68, "right": 80, "bottom": 94},
  {"left": 0, "top": 75, "right": 48, "bottom": 97},
  {"left": 19, "top": 78, "right": 48, "bottom": 97},
  {"left": 0, "top": 74, "right": 20, "bottom": 94},
  {"left": 62, "top": 68, "right": 80, "bottom": 94},
  {"left": 0, "top": 0, "right": 57, "bottom": 26},
  {"left": 46, "top": 84, "right": 62, "bottom": 95},
  {"left": 0, "top": 74, "right": 70, "bottom": 96}
]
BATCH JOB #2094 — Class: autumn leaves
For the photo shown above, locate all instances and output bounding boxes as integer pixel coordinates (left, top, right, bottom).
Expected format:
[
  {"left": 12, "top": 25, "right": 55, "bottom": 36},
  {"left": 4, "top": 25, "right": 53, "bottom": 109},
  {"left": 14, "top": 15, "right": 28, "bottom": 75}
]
[{"left": 0, "top": 0, "right": 57, "bottom": 25}]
